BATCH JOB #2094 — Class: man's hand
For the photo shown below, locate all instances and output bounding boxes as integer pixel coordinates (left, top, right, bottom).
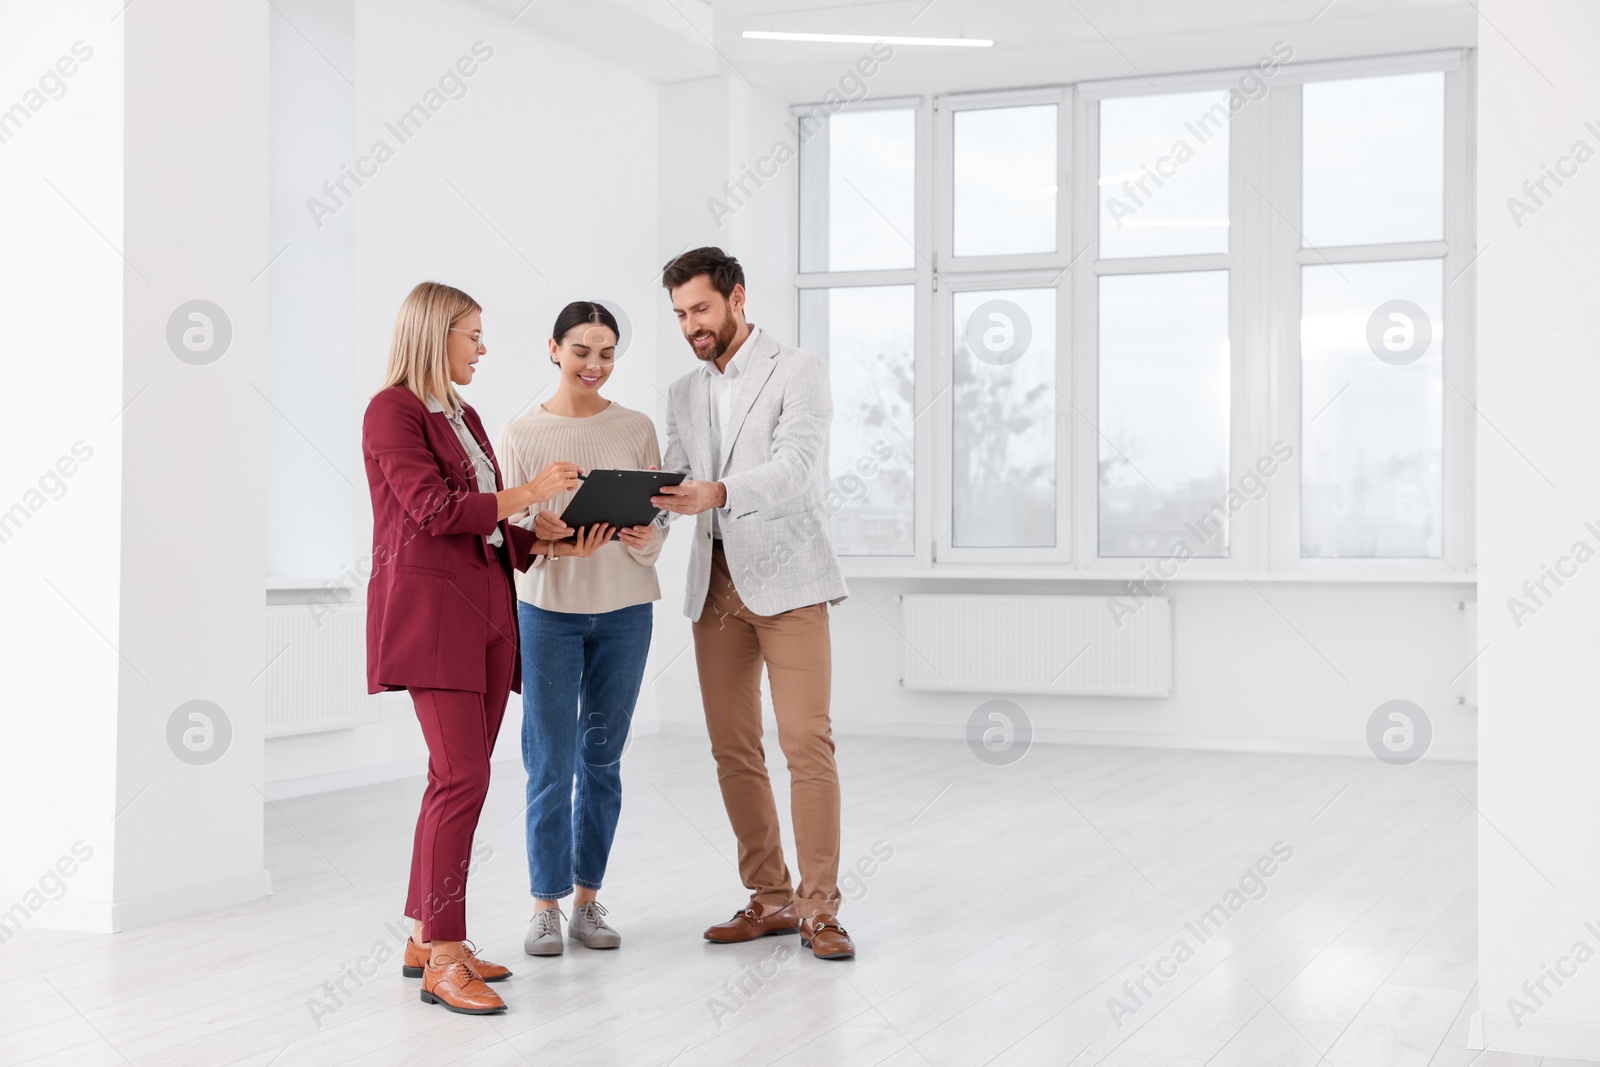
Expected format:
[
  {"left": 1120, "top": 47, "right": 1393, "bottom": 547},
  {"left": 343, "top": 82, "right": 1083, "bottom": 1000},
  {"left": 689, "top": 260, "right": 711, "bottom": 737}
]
[{"left": 652, "top": 478, "right": 726, "bottom": 516}]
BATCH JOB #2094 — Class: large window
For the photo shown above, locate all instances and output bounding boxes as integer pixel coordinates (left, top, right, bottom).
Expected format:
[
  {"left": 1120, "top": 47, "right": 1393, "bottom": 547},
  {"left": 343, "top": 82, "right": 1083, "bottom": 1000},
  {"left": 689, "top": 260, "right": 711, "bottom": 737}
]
[
  {"left": 952, "top": 104, "right": 1058, "bottom": 256},
  {"left": 1097, "top": 90, "right": 1230, "bottom": 259},
  {"left": 1301, "top": 260, "right": 1443, "bottom": 558},
  {"left": 797, "top": 285, "right": 916, "bottom": 556},
  {"left": 797, "top": 102, "right": 919, "bottom": 557},
  {"left": 799, "top": 107, "right": 916, "bottom": 273},
  {"left": 1099, "top": 271, "right": 1231, "bottom": 557},
  {"left": 795, "top": 53, "right": 1471, "bottom": 576},
  {"left": 1299, "top": 72, "right": 1447, "bottom": 559},
  {"left": 951, "top": 287, "right": 1057, "bottom": 548}
]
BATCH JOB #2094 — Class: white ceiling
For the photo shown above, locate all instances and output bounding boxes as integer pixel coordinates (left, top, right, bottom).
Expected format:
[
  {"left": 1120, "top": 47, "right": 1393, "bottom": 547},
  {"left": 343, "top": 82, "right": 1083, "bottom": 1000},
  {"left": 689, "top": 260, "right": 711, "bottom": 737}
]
[
  {"left": 491, "top": 0, "right": 1478, "bottom": 98},
  {"left": 471, "top": 0, "right": 721, "bottom": 82}
]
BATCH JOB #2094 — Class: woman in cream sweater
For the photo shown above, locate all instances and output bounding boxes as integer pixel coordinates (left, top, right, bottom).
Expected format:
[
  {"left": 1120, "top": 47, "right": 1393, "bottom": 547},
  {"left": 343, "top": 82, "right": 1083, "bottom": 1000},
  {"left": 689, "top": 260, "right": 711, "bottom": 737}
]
[{"left": 498, "top": 301, "right": 666, "bottom": 956}]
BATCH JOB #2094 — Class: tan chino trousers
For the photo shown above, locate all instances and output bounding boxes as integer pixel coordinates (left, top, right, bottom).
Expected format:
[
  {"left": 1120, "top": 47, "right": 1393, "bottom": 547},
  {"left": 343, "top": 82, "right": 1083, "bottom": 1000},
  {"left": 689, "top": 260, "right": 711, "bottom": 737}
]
[{"left": 693, "top": 544, "right": 841, "bottom": 918}]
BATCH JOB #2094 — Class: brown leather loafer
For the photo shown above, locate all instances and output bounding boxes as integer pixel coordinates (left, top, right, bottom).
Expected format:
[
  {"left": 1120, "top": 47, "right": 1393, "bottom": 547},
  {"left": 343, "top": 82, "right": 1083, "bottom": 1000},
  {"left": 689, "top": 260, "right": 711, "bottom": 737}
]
[
  {"left": 799, "top": 914, "right": 855, "bottom": 960},
  {"left": 402, "top": 938, "right": 511, "bottom": 982},
  {"left": 704, "top": 902, "right": 800, "bottom": 943},
  {"left": 420, "top": 955, "right": 506, "bottom": 1015}
]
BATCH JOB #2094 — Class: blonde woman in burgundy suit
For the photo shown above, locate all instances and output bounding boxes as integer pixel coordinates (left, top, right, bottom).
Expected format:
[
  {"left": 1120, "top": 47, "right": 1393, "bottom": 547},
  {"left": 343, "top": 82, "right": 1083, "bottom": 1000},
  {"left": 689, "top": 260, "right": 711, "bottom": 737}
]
[{"left": 362, "top": 281, "right": 581, "bottom": 1015}]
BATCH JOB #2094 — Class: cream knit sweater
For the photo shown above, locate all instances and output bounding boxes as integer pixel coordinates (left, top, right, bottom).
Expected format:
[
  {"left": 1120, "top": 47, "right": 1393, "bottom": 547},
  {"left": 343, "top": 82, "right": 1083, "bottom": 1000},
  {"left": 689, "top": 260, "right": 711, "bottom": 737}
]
[{"left": 497, "top": 401, "right": 667, "bottom": 615}]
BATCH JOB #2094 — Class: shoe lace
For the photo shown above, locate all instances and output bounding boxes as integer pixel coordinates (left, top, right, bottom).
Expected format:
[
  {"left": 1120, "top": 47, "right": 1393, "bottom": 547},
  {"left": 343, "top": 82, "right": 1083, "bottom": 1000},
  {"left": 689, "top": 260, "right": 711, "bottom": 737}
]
[
  {"left": 431, "top": 953, "right": 485, "bottom": 984},
  {"left": 577, "top": 901, "right": 609, "bottom": 923},
  {"left": 458, "top": 939, "right": 487, "bottom": 977},
  {"left": 535, "top": 908, "right": 563, "bottom": 935}
]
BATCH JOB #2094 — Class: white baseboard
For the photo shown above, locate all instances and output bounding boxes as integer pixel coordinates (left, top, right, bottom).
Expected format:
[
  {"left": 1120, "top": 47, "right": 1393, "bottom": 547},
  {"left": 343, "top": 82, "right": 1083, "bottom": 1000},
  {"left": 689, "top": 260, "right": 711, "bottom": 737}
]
[
  {"left": 264, "top": 715, "right": 1460, "bottom": 802},
  {"left": 30, "top": 869, "right": 274, "bottom": 933},
  {"left": 654, "top": 717, "right": 1476, "bottom": 761},
  {"left": 1472, "top": 1009, "right": 1600, "bottom": 1058}
]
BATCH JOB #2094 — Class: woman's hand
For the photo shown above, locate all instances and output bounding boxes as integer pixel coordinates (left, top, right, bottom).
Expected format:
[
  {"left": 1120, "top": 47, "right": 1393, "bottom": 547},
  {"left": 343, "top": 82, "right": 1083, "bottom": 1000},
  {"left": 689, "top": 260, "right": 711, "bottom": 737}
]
[
  {"left": 525, "top": 461, "right": 583, "bottom": 504},
  {"left": 534, "top": 509, "right": 573, "bottom": 542},
  {"left": 563, "top": 523, "right": 612, "bottom": 558},
  {"left": 497, "top": 462, "right": 582, "bottom": 519},
  {"left": 617, "top": 524, "right": 655, "bottom": 550}
]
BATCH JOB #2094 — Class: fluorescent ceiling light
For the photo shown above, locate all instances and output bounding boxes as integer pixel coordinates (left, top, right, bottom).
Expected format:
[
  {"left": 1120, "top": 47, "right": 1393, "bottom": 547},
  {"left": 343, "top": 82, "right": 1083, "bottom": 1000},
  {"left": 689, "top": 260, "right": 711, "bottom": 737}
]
[
  {"left": 743, "top": 30, "right": 994, "bottom": 47},
  {"left": 1119, "top": 219, "right": 1230, "bottom": 228}
]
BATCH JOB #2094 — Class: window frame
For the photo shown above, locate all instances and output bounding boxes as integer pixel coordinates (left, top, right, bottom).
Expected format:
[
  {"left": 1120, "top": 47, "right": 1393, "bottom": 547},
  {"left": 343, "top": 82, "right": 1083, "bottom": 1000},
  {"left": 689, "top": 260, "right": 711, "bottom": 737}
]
[
  {"left": 1071, "top": 81, "right": 1255, "bottom": 577},
  {"left": 1262, "top": 58, "right": 1475, "bottom": 578},
  {"left": 794, "top": 94, "right": 932, "bottom": 570},
  {"left": 934, "top": 270, "right": 1072, "bottom": 564},
  {"left": 792, "top": 49, "right": 1475, "bottom": 583},
  {"left": 935, "top": 87, "right": 1072, "bottom": 274}
]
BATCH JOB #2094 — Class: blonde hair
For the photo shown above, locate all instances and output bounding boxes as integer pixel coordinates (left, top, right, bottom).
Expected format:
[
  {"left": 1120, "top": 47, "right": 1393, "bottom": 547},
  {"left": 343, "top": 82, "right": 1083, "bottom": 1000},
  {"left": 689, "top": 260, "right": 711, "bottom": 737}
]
[{"left": 380, "top": 281, "right": 481, "bottom": 412}]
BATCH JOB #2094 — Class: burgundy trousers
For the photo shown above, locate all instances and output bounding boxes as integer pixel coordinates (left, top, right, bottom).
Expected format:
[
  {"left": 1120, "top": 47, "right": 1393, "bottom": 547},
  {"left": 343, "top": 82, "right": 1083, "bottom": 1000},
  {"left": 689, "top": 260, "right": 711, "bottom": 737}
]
[{"left": 404, "top": 559, "right": 516, "bottom": 941}]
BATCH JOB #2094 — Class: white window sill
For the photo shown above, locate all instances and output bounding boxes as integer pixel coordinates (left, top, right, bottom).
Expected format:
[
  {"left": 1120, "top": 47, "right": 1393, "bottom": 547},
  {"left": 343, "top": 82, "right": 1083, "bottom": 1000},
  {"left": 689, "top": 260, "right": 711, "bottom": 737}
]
[{"left": 838, "top": 561, "right": 1476, "bottom": 584}]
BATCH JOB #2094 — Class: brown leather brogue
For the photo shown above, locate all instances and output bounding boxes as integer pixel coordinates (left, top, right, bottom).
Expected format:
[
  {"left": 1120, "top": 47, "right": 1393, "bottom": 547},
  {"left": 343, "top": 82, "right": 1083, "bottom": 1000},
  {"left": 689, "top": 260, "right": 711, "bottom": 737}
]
[
  {"left": 703, "top": 901, "right": 800, "bottom": 943},
  {"left": 402, "top": 938, "right": 511, "bottom": 982},
  {"left": 799, "top": 914, "right": 855, "bottom": 960},
  {"left": 419, "top": 954, "right": 507, "bottom": 1015}
]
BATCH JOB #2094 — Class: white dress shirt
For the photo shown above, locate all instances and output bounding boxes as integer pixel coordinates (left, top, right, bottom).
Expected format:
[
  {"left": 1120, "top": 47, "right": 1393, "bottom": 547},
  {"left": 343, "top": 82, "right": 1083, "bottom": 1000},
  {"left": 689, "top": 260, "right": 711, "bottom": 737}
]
[
  {"left": 426, "top": 394, "right": 503, "bottom": 547},
  {"left": 703, "top": 326, "right": 759, "bottom": 536}
]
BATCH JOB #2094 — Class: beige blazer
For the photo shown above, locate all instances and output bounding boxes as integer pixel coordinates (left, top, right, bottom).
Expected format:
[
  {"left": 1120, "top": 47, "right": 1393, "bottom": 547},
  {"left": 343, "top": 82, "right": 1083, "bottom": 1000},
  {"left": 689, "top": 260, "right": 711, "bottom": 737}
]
[{"left": 662, "top": 329, "right": 848, "bottom": 620}]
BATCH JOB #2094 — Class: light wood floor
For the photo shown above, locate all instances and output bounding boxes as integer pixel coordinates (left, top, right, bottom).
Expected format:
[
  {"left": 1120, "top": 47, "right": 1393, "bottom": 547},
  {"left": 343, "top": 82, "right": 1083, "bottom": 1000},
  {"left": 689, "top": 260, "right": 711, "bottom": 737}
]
[{"left": 2, "top": 734, "right": 1591, "bottom": 1066}]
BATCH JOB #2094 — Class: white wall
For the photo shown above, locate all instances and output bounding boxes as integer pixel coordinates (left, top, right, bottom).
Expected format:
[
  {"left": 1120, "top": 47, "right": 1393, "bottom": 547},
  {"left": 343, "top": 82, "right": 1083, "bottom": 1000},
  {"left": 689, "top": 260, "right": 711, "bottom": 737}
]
[
  {"left": 646, "top": 59, "right": 1480, "bottom": 761},
  {"left": 265, "top": 4, "right": 1485, "bottom": 795},
  {"left": 1474, "top": 0, "right": 1600, "bottom": 1056},
  {"left": 113, "top": 0, "right": 273, "bottom": 927},
  {"left": 0, "top": 0, "right": 126, "bottom": 927},
  {"left": 821, "top": 580, "right": 1474, "bottom": 754},
  {"left": 1, "top": 0, "right": 273, "bottom": 932},
  {"left": 266, "top": 0, "right": 665, "bottom": 791},
  {"left": 646, "top": 71, "right": 800, "bottom": 732},
  {"left": 267, "top": 0, "right": 357, "bottom": 581}
]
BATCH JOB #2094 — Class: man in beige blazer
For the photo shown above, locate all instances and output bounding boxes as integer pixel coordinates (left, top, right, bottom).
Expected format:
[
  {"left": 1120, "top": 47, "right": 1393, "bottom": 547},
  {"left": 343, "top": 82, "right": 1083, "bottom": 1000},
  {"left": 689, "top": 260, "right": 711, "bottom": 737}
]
[{"left": 651, "top": 246, "right": 854, "bottom": 960}]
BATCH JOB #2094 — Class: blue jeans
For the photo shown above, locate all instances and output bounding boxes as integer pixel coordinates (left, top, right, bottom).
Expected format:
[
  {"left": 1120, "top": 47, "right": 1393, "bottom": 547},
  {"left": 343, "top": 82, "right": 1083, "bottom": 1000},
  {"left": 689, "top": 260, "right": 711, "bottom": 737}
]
[{"left": 518, "top": 600, "right": 652, "bottom": 900}]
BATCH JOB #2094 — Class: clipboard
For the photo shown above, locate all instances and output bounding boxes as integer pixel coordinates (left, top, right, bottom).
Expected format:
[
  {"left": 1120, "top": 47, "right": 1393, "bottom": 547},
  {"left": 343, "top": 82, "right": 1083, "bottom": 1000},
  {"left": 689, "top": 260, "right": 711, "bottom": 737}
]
[{"left": 556, "top": 469, "right": 686, "bottom": 540}]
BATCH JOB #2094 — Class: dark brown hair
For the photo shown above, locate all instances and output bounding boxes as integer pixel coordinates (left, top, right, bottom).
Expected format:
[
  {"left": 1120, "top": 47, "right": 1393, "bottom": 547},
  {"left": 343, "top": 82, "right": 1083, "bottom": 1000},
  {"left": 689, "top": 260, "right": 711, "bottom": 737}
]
[
  {"left": 661, "top": 246, "right": 744, "bottom": 298},
  {"left": 552, "top": 301, "right": 620, "bottom": 345}
]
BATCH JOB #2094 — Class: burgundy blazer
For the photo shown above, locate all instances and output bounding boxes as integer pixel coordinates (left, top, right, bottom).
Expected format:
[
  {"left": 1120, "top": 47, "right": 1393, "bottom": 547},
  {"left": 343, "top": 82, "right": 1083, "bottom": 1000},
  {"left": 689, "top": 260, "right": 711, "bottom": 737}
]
[{"left": 361, "top": 386, "right": 538, "bottom": 695}]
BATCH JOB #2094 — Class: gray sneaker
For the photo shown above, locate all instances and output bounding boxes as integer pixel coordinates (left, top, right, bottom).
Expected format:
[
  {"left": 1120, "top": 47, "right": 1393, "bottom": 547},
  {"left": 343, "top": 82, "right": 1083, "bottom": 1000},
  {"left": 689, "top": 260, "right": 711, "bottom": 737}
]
[
  {"left": 569, "top": 901, "right": 621, "bottom": 949},
  {"left": 524, "top": 908, "right": 564, "bottom": 956}
]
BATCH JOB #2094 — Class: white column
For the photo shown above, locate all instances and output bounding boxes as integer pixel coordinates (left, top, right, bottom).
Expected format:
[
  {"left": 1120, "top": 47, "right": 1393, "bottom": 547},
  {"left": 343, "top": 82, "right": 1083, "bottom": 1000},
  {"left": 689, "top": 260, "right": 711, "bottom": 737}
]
[
  {"left": 1475, "top": 0, "right": 1600, "bottom": 1055},
  {"left": 0, "top": 1, "right": 128, "bottom": 935},
  {"left": 0, "top": 0, "right": 272, "bottom": 935}
]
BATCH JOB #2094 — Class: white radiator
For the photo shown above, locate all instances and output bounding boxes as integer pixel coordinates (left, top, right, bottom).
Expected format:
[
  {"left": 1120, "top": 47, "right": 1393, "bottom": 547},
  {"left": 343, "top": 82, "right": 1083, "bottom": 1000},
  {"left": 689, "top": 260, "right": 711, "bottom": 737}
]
[
  {"left": 264, "top": 604, "right": 379, "bottom": 736},
  {"left": 900, "top": 594, "right": 1172, "bottom": 697}
]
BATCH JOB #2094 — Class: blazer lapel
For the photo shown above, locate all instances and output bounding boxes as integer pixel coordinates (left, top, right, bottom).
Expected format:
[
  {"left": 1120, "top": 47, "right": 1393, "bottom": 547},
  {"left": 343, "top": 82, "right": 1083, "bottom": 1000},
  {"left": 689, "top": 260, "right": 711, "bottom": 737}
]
[
  {"left": 720, "top": 332, "right": 779, "bottom": 471},
  {"left": 426, "top": 403, "right": 474, "bottom": 483},
  {"left": 463, "top": 407, "right": 499, "bottom": 488},
  {"left": 687, "top": 368, "right": 715, "bottom": 476},
  {"left": 434, "top": 403, "right": 499, "bottom": 560}
]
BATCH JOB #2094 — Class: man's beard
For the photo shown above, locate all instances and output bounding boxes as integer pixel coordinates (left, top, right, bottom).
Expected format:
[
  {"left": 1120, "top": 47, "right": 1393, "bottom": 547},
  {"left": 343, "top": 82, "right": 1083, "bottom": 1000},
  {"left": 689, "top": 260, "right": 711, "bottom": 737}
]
[{"left": 689, "top": 315, "right": 739, "bottom": 362}]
